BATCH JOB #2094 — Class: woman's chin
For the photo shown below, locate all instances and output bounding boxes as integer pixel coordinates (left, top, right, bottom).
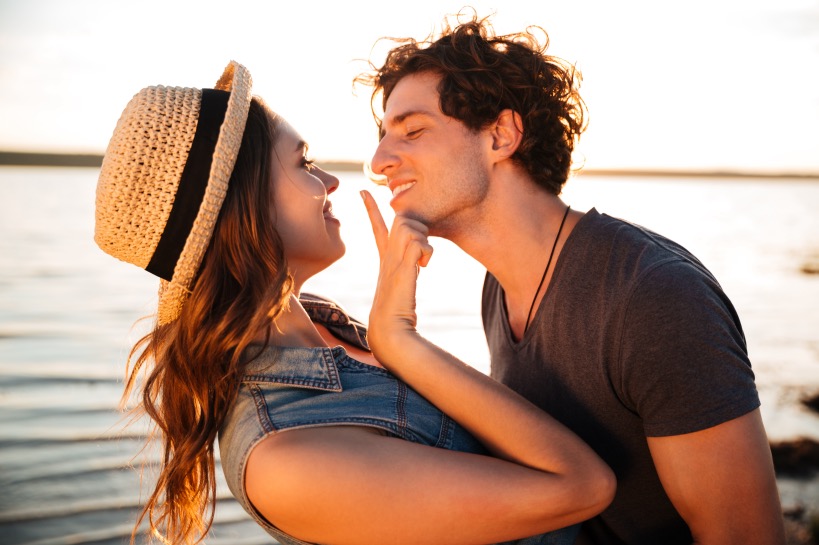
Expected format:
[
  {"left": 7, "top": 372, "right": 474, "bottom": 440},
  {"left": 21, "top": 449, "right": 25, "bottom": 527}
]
[
  {"left": 331, "top": 242, "right": 346, "bottom": 263},
  {"left": 317, "top": 243, "right": 347, "bottom": 271}
]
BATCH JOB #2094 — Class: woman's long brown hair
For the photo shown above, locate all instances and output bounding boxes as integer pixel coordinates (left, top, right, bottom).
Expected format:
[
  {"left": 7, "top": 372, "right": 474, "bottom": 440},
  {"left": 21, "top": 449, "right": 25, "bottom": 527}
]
[{"left": 122, "top": 97, "right": 293, "bottom": 544}]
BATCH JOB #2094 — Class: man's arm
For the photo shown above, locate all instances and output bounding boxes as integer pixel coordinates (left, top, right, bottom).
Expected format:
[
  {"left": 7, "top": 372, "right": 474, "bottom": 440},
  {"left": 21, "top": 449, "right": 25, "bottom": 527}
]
[{"left": 647, "top": 409, "right": 785, "bottom": 545}]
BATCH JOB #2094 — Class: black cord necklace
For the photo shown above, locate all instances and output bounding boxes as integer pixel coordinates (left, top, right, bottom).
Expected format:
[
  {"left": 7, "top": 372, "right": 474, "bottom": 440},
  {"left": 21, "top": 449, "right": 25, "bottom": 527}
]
[{"left": 524, "top": 204, "right": 571, "bottom": 334}]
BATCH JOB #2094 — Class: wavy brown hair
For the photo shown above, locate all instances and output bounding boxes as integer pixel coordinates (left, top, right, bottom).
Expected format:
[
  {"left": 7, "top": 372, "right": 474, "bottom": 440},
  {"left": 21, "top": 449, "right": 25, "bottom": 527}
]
[
  {"left": 356, "top": 11, "right": 587, "bottom": 195},
  {"left": 123, "top": 97, "right": 293, "bottom": 545}
]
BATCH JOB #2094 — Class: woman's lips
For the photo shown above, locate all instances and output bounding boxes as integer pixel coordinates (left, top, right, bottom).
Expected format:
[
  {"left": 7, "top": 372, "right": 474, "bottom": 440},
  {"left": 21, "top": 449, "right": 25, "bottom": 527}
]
[{"left": 323, "top": 202, "right": 340, "bottom": 224}]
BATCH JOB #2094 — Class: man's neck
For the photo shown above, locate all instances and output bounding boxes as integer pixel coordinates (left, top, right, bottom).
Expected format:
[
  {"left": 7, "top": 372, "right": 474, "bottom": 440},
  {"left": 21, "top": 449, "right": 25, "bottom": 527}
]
[{"left": 447, "top": 175, "right": 581, "bottom": 338}]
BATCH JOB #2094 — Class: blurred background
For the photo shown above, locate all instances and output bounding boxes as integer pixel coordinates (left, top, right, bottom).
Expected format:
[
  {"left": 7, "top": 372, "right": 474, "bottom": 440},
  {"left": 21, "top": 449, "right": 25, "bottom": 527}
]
[
  {"left": 1, "top": 1, "right": 818, "bottom": 543},
  {"left": 1, "top": 0, "right": 817, "bottom": 173}
]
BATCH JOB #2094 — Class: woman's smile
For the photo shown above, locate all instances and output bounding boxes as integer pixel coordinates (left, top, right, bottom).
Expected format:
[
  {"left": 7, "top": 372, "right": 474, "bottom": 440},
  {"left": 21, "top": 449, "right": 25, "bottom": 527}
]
[{"left": 323, "top": 201, "right": 340, "bottom": 224}]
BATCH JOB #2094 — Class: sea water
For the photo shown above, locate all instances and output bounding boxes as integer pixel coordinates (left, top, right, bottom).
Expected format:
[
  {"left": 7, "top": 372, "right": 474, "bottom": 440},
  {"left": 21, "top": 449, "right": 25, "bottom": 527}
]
[{"left": 1, "top": 166, "right": 818, "bottom": 544}]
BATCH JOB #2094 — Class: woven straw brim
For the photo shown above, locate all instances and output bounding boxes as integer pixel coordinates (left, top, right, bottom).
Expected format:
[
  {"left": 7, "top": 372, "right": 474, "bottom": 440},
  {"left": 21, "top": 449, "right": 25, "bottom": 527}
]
[
  {"left": 155, "top": 62, "right": 252, "bottom": 324},
  {"left": 95, "top": 85, "right": 201, "bottom": 273},
  {"left": 95, "top": 61, "right": 253, "bottom": 326}
]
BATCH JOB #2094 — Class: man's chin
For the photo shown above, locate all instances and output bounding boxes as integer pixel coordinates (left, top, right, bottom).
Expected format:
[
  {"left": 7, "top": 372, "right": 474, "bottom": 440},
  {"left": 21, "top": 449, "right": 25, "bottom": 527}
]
[
  {"left": 392, "top": 202, "right": 457, "bottom": 238},
  {"left": 393, "top": 206, "right": 431, "bottom": 227}
]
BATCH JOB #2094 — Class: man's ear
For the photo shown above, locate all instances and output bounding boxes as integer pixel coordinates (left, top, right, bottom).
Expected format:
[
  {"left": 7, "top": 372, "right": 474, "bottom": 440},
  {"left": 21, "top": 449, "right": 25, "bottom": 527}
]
[{"left": 489, "top": 109, "right": 523, "bottom": 160}]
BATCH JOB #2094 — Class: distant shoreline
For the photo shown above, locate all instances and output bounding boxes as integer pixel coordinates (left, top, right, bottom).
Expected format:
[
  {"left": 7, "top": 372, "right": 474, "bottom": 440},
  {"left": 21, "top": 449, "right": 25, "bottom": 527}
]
[
  {"left": 0, "top": 151, "right": 104, "bottom": 168},
  {"left": 2, "top": 151, "right": 818, "bottom": 180}
]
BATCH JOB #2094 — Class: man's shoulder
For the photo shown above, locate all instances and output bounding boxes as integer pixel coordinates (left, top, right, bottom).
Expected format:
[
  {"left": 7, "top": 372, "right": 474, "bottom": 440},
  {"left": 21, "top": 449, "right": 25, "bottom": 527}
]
[
  {"left": 575, "top": 209, "right": 684, "bottom": 254},
  {"left": 569, "top": 209, "right": 708, "bottom": 280}
]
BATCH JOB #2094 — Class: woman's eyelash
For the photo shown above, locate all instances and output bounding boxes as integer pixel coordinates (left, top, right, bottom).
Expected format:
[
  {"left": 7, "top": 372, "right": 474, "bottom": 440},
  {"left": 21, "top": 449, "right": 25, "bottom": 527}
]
[{"left": 302, "top": 157, "right": 316, "bottom": 170}]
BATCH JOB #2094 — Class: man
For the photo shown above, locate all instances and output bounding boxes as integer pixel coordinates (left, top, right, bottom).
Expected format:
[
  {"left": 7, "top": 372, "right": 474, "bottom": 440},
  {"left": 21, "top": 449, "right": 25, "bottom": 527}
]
[{"left": 358, "top": 13, "right": 786, "bottom": 545}]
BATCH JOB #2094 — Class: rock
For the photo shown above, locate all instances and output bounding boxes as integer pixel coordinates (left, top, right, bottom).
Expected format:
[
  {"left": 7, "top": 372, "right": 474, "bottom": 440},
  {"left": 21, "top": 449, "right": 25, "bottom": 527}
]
[
  {"left": 771, "top": 438, "right": 819, "bottom": 476},
  {"left": 803, "top": 392, "right": 819, "bottom": 414},
  {"left": 802, "top": 261, "right": 819, "bottom": 275}
]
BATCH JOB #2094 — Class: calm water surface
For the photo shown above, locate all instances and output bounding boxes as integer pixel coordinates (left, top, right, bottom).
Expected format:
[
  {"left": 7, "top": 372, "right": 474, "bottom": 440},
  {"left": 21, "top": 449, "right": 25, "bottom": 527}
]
[{"left": 1, "top": 166, "right": 818, "bottom": 544}]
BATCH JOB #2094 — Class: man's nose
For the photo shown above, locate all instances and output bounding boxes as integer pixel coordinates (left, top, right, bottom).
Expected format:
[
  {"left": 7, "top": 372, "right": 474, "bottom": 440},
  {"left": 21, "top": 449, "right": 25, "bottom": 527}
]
[{"left": 370, "top": 136, "right": 397, "bottom": 177}]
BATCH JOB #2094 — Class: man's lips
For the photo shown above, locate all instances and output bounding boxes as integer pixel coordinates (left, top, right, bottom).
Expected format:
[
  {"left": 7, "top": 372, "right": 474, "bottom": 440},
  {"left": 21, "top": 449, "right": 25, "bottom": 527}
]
[{"left": 389, "top": 180, "right": 416, "bottom": 198}]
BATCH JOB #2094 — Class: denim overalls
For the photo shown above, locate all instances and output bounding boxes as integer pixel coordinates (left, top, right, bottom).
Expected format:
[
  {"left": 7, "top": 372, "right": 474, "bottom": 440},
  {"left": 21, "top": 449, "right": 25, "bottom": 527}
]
[{"left": 218, "top": 294, "right": 579, "bottom": 545}]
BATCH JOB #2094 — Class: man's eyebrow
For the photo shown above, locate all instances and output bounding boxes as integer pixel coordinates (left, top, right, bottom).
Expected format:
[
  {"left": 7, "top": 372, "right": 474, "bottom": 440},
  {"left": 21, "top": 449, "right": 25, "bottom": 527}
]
[
  {"left": 385, "top": 109, "right": 435, "bottom": 127},
  {"left": 379, "top": 109, "right": 435, "bottom": 140}
]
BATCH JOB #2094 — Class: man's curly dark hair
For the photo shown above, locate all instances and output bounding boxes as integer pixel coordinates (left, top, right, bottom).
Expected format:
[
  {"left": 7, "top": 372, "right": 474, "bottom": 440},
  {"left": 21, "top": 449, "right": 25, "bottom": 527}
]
[{"left": 356, "top": 11, "right": 587, "bottom": 195}]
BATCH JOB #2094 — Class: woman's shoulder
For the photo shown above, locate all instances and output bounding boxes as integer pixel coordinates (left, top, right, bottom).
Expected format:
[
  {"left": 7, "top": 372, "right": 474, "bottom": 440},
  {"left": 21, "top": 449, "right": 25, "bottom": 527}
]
[
  {"left": 300, "top": 293, "right": 369, "bottom": 351},
  {"left": 299, "top": 292, "right": 345, "bottom": 308},
  {"left": 298, "top": 292, "right": 360, "bottom": 324}
]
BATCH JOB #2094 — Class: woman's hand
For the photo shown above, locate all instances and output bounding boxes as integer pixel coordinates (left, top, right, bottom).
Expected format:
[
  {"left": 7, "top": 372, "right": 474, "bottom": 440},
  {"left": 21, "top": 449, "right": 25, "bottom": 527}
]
[
  {"left": 243, "top": 191, "right": 616, "bottom": 545},
  {"left": 247, "top": 193, "right": 615, "bottom": 545},
  {"left": 360, "top": 190, "right": 433, "bottom": 361}
]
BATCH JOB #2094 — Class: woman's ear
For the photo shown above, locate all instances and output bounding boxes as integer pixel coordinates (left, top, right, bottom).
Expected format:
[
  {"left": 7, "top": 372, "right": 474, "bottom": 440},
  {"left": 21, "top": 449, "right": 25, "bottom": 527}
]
[{"left": 489, "top": 109, "right": 523, "bottom": 160}]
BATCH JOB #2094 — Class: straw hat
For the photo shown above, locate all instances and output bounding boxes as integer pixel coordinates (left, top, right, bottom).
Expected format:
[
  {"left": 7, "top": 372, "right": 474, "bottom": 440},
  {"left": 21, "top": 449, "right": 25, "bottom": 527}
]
[{"left": 95, "top": 61, "right": 252, "bottom": 324}]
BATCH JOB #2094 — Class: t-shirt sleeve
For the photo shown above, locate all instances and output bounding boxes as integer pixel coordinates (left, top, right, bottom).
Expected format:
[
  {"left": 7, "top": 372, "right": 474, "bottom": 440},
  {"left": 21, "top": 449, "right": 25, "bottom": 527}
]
[{"left": 615, "top": 259, "right": 760, "bottom": 437}]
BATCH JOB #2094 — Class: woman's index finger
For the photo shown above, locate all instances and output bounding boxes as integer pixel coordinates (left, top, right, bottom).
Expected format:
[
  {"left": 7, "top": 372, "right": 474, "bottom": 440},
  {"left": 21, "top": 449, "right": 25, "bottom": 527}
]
[{"left": 360, "top": 190, "right": 389, "bottom": 260}]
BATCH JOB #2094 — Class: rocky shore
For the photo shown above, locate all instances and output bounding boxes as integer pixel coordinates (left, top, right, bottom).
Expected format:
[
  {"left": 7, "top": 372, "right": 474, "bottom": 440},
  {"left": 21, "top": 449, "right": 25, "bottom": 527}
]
[{"left": 775, "top": 392, "right": 819, "bottom": 543}]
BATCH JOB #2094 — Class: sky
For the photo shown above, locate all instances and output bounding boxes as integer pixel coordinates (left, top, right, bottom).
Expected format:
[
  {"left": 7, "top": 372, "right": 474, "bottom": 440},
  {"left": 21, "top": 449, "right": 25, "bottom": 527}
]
[{"left": 0, "top": 0, "right": 817, "bottom": 174}]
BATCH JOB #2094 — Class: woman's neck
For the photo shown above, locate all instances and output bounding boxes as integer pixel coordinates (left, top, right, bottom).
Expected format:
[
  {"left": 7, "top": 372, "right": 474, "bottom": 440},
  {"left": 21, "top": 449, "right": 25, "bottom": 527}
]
[{"left": 257, "top": 293, "right": 327, "bottom": 347}]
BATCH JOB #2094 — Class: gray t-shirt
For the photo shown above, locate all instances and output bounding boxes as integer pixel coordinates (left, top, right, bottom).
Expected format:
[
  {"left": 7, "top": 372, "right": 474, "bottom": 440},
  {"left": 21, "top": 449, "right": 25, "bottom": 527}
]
[{"left": 482, "top": 208, "right": 760, "bottom": 545}]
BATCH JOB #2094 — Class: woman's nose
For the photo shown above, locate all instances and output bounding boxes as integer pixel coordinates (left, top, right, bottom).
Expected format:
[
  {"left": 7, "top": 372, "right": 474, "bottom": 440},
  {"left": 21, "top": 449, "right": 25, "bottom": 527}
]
[{"left": 318, "top": 168, "right": 339, "bottom": 195}]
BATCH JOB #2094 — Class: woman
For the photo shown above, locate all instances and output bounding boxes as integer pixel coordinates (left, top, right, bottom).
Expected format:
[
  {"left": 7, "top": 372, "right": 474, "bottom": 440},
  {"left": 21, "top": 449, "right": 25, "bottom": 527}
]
[{"left": 94, "top": 61, "right": 614, "bottom": 545}]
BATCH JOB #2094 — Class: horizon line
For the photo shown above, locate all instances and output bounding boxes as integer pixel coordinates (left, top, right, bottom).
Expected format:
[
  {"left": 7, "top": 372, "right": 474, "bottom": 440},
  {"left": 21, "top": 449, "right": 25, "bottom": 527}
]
[{"left": 1, "top": 151, "right": 818, "bottom": 180}]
